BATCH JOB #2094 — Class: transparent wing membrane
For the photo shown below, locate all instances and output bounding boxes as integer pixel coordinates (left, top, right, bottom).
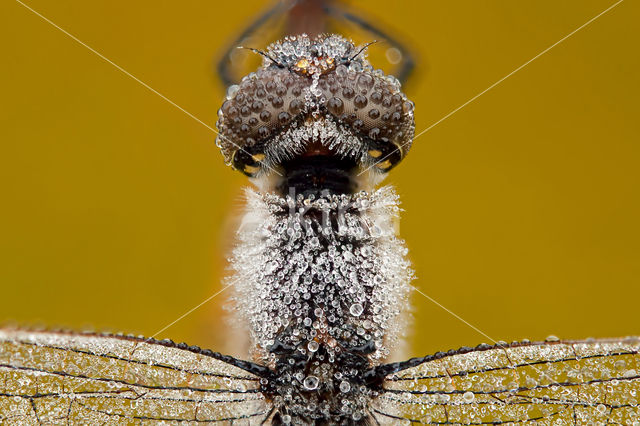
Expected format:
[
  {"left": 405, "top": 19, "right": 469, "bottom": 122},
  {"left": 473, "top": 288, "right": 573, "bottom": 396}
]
[
  {"left": 0, "top": 330, "right": 270, "bottom": 424},
  {"left": 374, "top": 338, "right": 640, "bottom": 424}
]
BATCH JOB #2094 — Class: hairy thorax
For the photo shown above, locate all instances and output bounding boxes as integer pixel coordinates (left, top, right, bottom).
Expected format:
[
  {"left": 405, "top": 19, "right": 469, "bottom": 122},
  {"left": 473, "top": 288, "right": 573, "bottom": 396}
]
[{"left": 228, "top": 188, "right": 413, "bottom": 423}]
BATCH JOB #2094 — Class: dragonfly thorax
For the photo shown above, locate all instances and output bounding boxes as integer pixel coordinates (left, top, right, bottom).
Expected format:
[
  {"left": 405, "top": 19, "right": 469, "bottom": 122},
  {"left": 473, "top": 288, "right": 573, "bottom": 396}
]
[{"left": 228, "top": 188, "right": 413, "bottom": 423}]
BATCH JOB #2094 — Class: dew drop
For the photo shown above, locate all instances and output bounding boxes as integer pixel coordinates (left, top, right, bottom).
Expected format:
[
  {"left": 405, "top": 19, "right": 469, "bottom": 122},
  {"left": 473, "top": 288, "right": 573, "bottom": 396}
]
[
  {"left": 349, "top": 303, "right": 364, "bottom": 317},
  {"left": 226, "top": 84, "right": 239, "bottom": 99},
  {"left": 289, "top": 100, "right": 303, "bottom": 115},
  {"left": 278, "top": 111, "right": 291, "bottom": 124},
  {"left": 354, "top": 94, "right": 368, "bottom": 109},
  {"left": 271, "top": 96, "right": 284, "bottom": 108},
  {"left": 327, "top": 97, "right": 344, "bottom": 115},
  {"left": 342, "top": 87, "right": 355, "bottom": 99},
  {"left": 303, "top": 375, "right": 319, "bottom": 390},
  {"left": 308, "top": 341, "right": 319, "bottom": 352},
  {"left": 335, "top": 64, "right": 348, "bottom": 78},
  {"left": 356, "top": 74, "right": 374, "bottom": 93}
]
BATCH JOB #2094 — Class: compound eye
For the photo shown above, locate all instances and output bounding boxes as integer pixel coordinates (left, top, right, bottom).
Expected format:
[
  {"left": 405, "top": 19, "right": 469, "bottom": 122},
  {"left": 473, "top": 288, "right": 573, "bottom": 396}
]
[
  {"left": 232, "top": 146, "right": 266, "bottom": 177},
  {"left": 365, "top": 137, "right": 404, "bottom": 172}
]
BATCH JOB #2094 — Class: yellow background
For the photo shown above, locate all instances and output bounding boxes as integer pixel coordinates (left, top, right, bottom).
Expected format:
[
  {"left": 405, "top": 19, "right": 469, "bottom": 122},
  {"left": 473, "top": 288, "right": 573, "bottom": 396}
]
[{"left": 0, "top": 0, "right": 638, "bottom": 359}]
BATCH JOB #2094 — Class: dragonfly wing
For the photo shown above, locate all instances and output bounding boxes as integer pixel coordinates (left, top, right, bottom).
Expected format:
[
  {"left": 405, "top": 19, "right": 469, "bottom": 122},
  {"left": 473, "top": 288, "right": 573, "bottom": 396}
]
[
  {"left": 372, "top": 338, "right": 640, "bottom": 424},
  {"left": 0, "top": 329, "right": 271, "bottom": 424}
]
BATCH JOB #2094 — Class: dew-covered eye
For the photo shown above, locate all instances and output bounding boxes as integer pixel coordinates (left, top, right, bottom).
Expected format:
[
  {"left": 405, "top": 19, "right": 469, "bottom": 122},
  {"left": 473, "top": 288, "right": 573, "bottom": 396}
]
[
  {"left": 319, "top": 70, "right": 415, "bottom": 172},
  {"left": 216, "top": 35, "right": 415, "bottom": 177},
  {"left": 216, "top": 66, "right": 310, "bottom": 175}
]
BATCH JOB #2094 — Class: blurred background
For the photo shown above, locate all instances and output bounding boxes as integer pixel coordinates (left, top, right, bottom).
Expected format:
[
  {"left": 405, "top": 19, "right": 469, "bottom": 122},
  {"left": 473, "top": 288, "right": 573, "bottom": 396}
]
[{"left": 0, "top": 0, "right": 638, "bottom": 359}]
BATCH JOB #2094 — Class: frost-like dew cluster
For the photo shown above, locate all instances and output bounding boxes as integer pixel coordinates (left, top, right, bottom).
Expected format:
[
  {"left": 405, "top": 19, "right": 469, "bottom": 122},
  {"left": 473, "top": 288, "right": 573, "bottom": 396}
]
[
  {"left": 228, "top": 186, "right": 414, "bottom": 364},
  {"left": 263, "top": 118, "right": 366, "bottom": 169},
  {"left": 264, "top": 34, "right": 358, "bottom": 70}
]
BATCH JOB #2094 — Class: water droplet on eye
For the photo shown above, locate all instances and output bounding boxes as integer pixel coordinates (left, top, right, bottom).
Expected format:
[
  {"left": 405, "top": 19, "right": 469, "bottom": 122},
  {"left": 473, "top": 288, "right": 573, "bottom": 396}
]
[
  {"left": 354, "top": 95, "right": 368, "bottom": 109},
  {"left": 259, "top": 110, "right": 271, "bottom": 122},
  {"left": 289, "top": 99, "right": 303, "bottom": 115},
  {"left": 275, "top": 84, "right": 286, "bottom": 95},
  {"left": 271, "top": 96, "right": 284, "bottom": 108},
  {"left": 303, "top": 375, "right": 319, "bottom": 390},
  {"left": 342, "top": 87, "right": 355, "bottom": 99},
  {"left": 251, "top": 100, "right": 264, "bottom": 112},
  {"left": 307, "top": 341, "right": 319, "bottom": 352},
  {"left": 462, "top": 391, "right": 475, "bottom": 403},
  {"left": 350, "top": 303, "right": 364, "bottom": 317},
  {"left": 339, "top": 381, "right": 351, "bottom": 393},
  {"left": 597, "top": 403, "right": 607, "bottom": 414},
  {"left": 326, "top": 97, "right": 344, "bottom": 115},
  {"left": 278, "top": 111, "right": 291, "bottom": 124},
  {"left": 402, "top": 100, "right": 414, "bottom": 113},
  {"left": 226, "top": 106, "right": 238, "bottom": 119},
  {"left": 356, "top": 74, "right": 374, "bottom": 93},
  {"left": 226, "top": 84, "right": 239, "bottom": 99}
]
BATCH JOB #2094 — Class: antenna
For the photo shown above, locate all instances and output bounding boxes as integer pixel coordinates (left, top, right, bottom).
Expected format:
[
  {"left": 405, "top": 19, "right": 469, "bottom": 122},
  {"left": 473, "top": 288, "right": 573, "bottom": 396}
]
[
  {"left": 349, "top": 40, "right": 378, "bottom": 61},
  {"left": 238, "top": 46, "right": 284, "bottom": 67}
]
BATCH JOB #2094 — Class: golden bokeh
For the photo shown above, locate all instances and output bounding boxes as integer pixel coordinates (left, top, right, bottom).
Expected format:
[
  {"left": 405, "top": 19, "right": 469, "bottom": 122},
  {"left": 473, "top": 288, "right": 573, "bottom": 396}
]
[{"left": 0, "top": 0, "right": 638, "bottom": 359}]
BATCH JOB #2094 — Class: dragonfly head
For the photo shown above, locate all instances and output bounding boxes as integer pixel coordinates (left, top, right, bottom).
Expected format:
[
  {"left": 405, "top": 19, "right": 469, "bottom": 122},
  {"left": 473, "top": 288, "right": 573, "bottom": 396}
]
[{"left": 216, "top": 34, "right": 415, "bottom": 195}]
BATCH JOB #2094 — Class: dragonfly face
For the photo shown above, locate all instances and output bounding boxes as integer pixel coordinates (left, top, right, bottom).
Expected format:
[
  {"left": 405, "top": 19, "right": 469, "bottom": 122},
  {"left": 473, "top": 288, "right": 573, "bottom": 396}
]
[{"left": 216, "top": 34, "right": 414, "bottom": 197}]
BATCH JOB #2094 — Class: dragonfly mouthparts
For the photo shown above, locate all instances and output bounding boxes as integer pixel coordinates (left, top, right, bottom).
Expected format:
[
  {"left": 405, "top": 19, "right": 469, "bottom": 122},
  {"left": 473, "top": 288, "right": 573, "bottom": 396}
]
[{"left": 216, "top": 34, "right": 415, "bottom": 185}]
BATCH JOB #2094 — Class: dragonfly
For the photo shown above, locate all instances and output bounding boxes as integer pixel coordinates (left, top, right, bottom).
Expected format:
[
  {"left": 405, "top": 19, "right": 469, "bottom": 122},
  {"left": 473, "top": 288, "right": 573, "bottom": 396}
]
[{"left": 2, "top": 1, "right": 639, "bottom": 424}]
